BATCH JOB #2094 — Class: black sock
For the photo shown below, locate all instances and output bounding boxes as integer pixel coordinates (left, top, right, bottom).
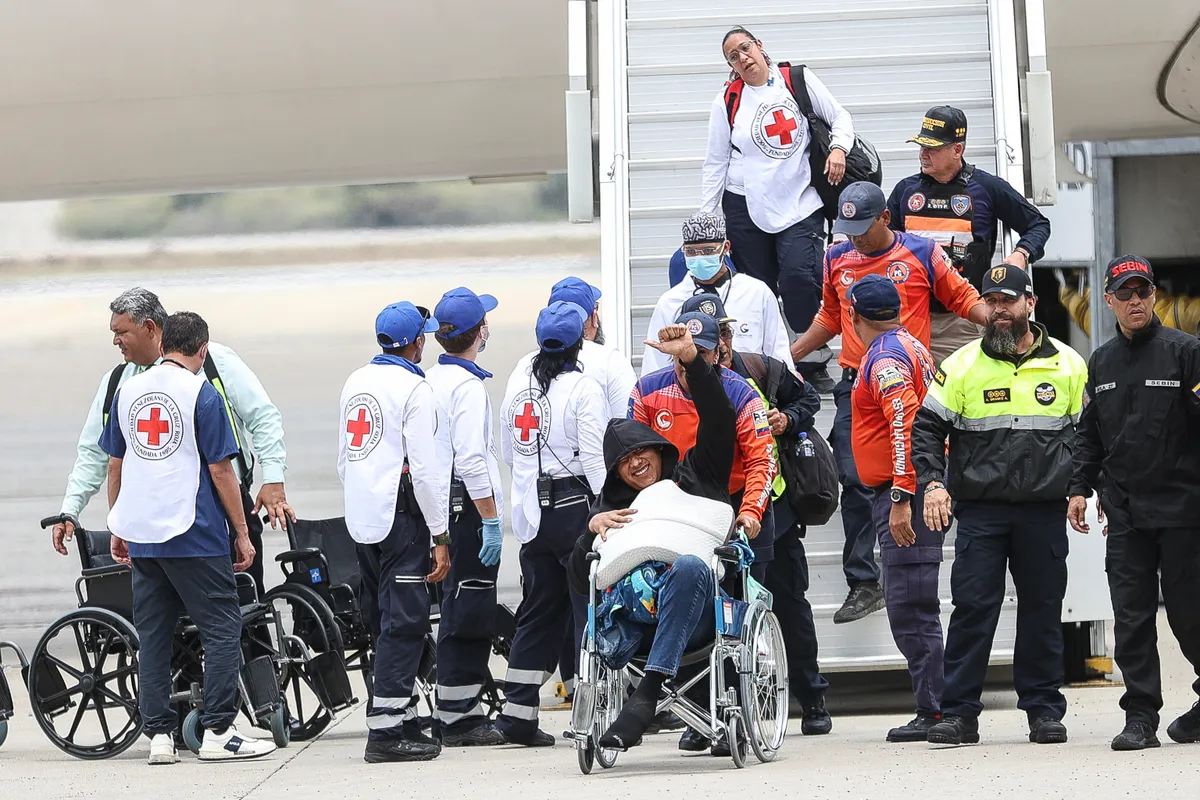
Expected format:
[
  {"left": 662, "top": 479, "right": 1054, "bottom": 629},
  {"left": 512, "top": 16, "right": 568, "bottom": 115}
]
[{"left": 599, "top": 672, "right": 665, "bottom": 750}]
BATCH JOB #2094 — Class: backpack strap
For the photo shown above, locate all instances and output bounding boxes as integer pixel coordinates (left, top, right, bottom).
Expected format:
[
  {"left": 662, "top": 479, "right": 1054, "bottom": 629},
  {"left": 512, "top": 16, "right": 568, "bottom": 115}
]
[
  {"left": 202, "top": 352, "right": 253, "bottom": 485},
  {"left": 724, "top": 78, "right": 744, "bottom": 128},
  {"left": 784, "top": 62, "right": 814, "bottom": 118},
  {"left": 739, "top": 352, "right": 768, "bottom": 395},
  {"left": 763, "top": 356, "right": 786, "bottom": 410},
  {"left": 101, "top": 363, "right": 125, "bottom": 426}
]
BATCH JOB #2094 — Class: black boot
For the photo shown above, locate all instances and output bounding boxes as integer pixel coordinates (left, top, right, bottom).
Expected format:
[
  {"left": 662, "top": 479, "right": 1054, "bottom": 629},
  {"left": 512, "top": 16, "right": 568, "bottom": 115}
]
[
  {"left": 927, "top": 714, "right": 980, "bottom": 745},
  {"left": 801, "top": 695, "right": 832, "bottom": 735},
  {"left": 887, "top": 714, "right": 940, "bottom": 742},
  {"left": 833, "top": 582, "right": 885, "bottom": 624},
  {"left": 1029, "top": 717, "right": 1068, "bottom": 744},
  {"left": 1111, "top": 721, "right": 1160, "bottom": 751},
  {"left": 1167, "top": 701, "right": 1200, "bottom": 744},
  {"left": 678, "top": 727, "right": 708, "bottom": 752},
  {"left": 364, "top": 737, "right": 442, "bottom": 763}
]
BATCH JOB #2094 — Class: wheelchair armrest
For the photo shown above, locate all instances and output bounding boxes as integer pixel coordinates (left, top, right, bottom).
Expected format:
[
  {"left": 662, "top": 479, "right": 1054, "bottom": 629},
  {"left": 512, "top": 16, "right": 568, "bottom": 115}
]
[
  {"left": 713, "top": 545, "right": 742, "bottom": 564},
  {"left": 275, "top": 548, "right": 324, "bottom": 564},
  {"left": 81, "top": 564, "right": 131, "bottom": 579},
  {"left": 585, "top": 551, "right": 602, "bottom": 563}
]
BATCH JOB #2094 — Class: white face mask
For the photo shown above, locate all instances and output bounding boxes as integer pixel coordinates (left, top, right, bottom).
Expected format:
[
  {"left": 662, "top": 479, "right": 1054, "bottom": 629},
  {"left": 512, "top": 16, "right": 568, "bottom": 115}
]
[{"left": 478, "top": 325, "right": 490, "bottom": 353}]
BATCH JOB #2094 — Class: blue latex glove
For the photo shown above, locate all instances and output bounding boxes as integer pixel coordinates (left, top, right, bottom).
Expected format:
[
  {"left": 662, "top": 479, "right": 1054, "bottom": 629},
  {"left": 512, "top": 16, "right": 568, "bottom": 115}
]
[{"left": 479, "top": 517, "right": 503, "bottom": 567}]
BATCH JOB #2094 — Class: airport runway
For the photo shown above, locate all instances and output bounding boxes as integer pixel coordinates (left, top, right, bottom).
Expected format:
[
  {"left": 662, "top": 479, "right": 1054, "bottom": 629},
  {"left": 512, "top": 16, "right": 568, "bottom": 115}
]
[{"left": 0, "top": 254, "right": 598, "bottom": 650}]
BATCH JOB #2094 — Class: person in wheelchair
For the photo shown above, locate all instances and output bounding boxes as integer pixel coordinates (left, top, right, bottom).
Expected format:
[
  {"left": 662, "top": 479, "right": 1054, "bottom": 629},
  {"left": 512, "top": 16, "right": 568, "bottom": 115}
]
[
  {"left": 100, "top": 311, "right": 275, "bottom": 764},
  {"left": 567, "top": 319, "right": 737, "bottom": 751}
]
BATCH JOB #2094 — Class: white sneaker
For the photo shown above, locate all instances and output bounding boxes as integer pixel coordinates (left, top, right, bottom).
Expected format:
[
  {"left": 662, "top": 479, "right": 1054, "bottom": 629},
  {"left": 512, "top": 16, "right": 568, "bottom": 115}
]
[
  {"left": 197, "top": 725, "right": 277, "bottom": 761},
  {"left": 148, "top": 733, "right": 179, "bottom": 765}
]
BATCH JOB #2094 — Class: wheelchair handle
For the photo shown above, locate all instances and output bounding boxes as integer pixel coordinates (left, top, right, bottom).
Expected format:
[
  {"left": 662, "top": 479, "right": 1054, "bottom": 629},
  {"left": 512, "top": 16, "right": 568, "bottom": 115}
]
[
  {"left": 713, "top": 545, "right": 742, "bottom": 563},
  {"left": 585, "top": 551, "right": 602, "bottom": 563},
  {"left": 41, "top": 513, "right": 82, "bottom": 531}
]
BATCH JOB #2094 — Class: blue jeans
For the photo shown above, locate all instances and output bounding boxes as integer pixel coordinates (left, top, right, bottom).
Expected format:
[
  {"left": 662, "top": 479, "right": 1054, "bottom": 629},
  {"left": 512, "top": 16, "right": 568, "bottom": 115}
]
[
  {"left": 131, "top": 556, "right": 242, "bottom": 735},
  {"left": 634, "top": 555, "right": 715, "bottom": 676},
  {"left": 832, "top": 375, "right": 879, "bottom": 587}
]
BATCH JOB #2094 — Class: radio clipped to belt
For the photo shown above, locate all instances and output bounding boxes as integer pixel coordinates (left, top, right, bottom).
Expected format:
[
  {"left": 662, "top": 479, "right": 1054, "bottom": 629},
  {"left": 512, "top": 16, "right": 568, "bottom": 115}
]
[
  {"left": 449, "top": 476, "right": 468, "bottom": 516},
  {"left": 398, "top": 463, "right": 425, "bottom": 520}
]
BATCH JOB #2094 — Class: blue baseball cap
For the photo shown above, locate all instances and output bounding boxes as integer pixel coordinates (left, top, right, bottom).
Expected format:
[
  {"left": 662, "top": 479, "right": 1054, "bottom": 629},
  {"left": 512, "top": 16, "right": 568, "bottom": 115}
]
[
  {"left": 832, "top": 182, "right": 887, "bottom": 237},
  {"left": 548, "top": 276, "right": 602, "bottom": 318},
  {"left": 674, "top": 311, "right": 722, "bottom": 352},
  {"left": 847, "top": 274, "right": 901, "bottom": 321},
  {"left": 434, "top": 287, "right": 498, "bottom": 337},
  {"left": 376, "top": 301, "right": 439, "bottom": 349},
  {"left": 677, "top": 293, "right": 735, "bottom": 324},
  {"left": 536, "top": 301, "right": 586, "bottom": 352}
]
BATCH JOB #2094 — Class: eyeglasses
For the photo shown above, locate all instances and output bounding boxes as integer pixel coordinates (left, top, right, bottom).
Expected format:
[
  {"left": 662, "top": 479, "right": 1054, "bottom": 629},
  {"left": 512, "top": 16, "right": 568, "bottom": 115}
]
[
  {"left": 724, "top": 40, "right": 755, "bottom": 64},
  {"left": 719, "top": 326, "right": 733, "bottom": 341},
  {"left": 682, "top": 244, "right": 724, "bottom": 257},
  {"left": 1110, "top": 284, "right": 1154, "bottom": 301}
]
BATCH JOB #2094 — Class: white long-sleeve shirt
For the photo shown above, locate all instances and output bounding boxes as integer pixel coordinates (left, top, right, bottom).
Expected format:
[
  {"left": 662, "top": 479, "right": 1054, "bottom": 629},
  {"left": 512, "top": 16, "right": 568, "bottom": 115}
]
[
  {"left": 61, "top": 341, "right": 286, "bottom": 517},
  {"left": 426, "top": 357, "right": 504, "bottom": 519},
  {"left": 700, "top": 63, "right": 854, "bottom": 233},
  {"left": 641, "top": 272, "right": 792, "bottom": 376}
]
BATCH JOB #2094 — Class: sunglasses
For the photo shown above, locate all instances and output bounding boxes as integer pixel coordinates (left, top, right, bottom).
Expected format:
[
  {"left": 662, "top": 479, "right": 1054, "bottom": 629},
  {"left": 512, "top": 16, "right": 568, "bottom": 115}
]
[{"left": 1110, "top": 284, "right": 1153, "bottom": 301}]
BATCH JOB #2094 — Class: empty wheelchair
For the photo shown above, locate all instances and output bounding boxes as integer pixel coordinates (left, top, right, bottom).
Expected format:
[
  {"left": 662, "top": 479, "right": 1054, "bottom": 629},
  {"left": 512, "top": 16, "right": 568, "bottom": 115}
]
[
  {"left": 0, "top": 639, "right": 28, "bottom": 748},
  {"left": 269, "top": 515, "right": 513, "bottom": 739},
  {"left": 567, "top": 541, "right": 789, "bottom": 773},
  {"left": 27, "top": 514, "right": 299, "bottom": 759}
]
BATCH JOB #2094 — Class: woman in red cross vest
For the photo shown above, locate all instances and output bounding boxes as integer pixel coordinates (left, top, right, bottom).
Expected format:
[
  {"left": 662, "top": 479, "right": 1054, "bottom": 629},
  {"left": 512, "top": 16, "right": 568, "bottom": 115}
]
[{"left": 698, "top": 26, "right": 856, "bottom": 391}]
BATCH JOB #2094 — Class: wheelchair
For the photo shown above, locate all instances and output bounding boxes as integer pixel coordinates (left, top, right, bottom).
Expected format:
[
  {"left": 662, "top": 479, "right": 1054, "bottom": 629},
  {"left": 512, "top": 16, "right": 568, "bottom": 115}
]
[
  {"left": 0, "top": 639, "right": 28, "bottom": 748},
  {"left": 269, "top": 516, "right": 514, "bottom": 739},
  {"left": 567, "top": 543, "right": 789, "bottom": 772},
  {"left": 26, "top": 514, "right": 299, "bottom": 759}
]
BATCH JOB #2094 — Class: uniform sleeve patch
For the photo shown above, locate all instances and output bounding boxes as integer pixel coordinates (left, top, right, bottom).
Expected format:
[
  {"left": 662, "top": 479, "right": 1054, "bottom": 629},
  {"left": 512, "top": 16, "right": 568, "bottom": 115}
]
[
  {"left": 874, "top": 365, "right": 906, "bottom": 395},
  {"left": 752, "top": 407, "right": 771, "bottom": 438},
  {"left": 982, "top": 387, "right": 1011, "bottom": 404},
  {"left": 1193, "top": 380, "right": 1200, "bottom": 398},
  {"left": 933, "top": 368, "right": 946, "bottom": 386}
]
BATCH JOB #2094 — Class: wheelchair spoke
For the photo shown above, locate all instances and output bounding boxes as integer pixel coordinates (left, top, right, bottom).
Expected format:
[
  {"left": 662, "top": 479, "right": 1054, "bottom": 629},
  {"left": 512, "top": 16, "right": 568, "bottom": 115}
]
[
  {"left": 66, "top": 692, "right": 91, "bottom": 742},
  {"left": 93, "top": 680, "right": 138, "bottom": 713},
  {"left": 44, "top": 653, "right": 86, "bottom": 682},
  {"left": 92, "top": 628, "right": 113, "bottom": 675},
  {"left": 93, "top": 692, "right": 113, "bottom": 742},
  {"left": 71, "top": 623, "right": 94, "bottom": 675}
]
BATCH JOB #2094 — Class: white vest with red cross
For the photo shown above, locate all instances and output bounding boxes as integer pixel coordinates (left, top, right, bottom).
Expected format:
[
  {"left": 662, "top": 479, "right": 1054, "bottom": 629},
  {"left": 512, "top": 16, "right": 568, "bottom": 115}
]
[
  {"left": 107, "top": 365, "right": 205, "bottom": 544},
  {"left": 337, "top": 363, "right": 449, "bottom": 545}
]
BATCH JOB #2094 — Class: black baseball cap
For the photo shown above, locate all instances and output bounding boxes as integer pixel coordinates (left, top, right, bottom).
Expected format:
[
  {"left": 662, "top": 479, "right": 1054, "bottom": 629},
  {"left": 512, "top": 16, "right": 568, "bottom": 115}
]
[
  {"left": 908, "top": 106, "right": 968, "bottom": 148},
  {"left": 1104, "top": 255, "right": 1155, "bottom": 292},
  {"left": 675, "top": 311, "right": 721, "bottom": 351},
  {"left": 678, "top": 293, "right": 736, "bottom": 324},
  {"left": 981, "top": 264, "right": 1035, "bottom": 298},
  {"left": 847, "top": 274, "right": 901, "bottom": 321},
  {"left": 833, "top": 182, "right": 887, "bottom": 236}
]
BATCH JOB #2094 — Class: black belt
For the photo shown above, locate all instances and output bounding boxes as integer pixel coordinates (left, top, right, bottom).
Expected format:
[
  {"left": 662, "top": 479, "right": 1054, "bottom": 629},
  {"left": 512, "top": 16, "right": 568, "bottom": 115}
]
[
  {"left": 842, "top": 367, "right": 858, "bottom": 383},
  {"left": 548, "top": 476, "right": 589, "bottom": 497}
]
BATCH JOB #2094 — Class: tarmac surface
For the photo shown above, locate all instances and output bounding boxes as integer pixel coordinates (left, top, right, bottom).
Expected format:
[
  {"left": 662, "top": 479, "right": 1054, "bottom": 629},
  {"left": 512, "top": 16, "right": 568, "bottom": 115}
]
[{"left": 2, "top": 256, "right": 1198, "bottom": 797}]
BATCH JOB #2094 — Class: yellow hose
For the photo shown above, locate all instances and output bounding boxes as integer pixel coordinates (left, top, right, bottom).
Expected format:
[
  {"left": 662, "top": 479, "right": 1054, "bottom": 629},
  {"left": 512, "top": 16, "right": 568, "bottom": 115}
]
[{"left": 1058, "top": 285, "right": 1200, "bottom": 337}]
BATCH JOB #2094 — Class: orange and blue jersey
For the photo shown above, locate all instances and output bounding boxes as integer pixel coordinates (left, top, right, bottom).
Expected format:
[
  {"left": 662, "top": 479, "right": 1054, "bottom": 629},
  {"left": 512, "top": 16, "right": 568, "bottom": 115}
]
[
  {"left": 813, "top": 231, "right": 982, "bottom": 369},
  {"left": 629, "top": 365, "right": 776, "bottom": 521},
  {"left": 851, "top": 327, "right": 938, "bottom": 494}
]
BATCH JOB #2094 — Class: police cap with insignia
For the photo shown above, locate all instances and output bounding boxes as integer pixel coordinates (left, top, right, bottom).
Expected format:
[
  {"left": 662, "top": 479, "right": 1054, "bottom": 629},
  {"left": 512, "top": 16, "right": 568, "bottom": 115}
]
[
  {"left": 981, "top": 264, "right": 1035, "bottom": 298},
  {"left": 677, "top": 293, "right": 736, "bottom": 324},
  {"left": 908, "top": 106, "right": 968, "bottom": 148},
  {"left": 674, "top": 311, "right": 722, "bottom": 352}
]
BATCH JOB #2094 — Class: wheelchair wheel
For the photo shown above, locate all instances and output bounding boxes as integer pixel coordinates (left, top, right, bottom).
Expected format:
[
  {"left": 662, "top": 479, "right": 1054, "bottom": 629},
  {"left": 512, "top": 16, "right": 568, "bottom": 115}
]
[
  {"left": 269, "top": 702, "right": 291, "bottom": 748},
  {"left": 725, "top": 712, "right": 747, "bottom": 769},
  {"left": 739, "top": 603, "right": 789, "bottom": 763},
  {"left": 26, "top": 608, "right": 142, "bottom": 760},
  {"left": 266, "top": 585, "right": 342, "bottom": 741},
  {"left": 0, "top": 718, "right": 8, "bottom": 748},
  {"left": 182, "top": 708, "right": 204, "bottom": 754},
  {"left": 593, "top": 665, "right": 623, "bottom": 769}
]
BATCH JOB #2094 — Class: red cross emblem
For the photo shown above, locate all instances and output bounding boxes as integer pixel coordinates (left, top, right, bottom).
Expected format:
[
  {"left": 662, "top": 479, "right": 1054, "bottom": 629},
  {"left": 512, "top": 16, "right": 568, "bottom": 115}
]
[
  {"left": 765, "top": 109, "right": 797, "bottom": 146},
  {"left": 346, "top": 407, "right": 372, "bottom": 448},
  {"left": 136, "top": 406, "right": 171, "bottom": 446},
  {"left": 514, "top": 402, "right": 541, "bottom": 442}
]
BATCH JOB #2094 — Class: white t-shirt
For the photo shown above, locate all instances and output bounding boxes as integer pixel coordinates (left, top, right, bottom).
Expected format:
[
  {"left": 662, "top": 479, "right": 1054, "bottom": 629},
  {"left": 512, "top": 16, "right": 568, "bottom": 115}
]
[{"left": 699, "top": 63, "right": 855, "bottom": 233}]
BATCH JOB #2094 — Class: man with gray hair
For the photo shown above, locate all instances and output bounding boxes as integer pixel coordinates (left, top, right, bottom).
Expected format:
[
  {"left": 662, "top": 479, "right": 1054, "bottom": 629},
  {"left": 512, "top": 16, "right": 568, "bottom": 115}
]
[
  {"left": 53, "top": 287, "right": 292, "bottom": 595},
  {"left": 641, "top": 212, "right": 791, "bottom": 376}
]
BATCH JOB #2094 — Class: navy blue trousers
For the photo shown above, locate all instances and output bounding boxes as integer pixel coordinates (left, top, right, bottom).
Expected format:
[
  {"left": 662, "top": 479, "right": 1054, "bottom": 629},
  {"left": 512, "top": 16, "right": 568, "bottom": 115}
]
[
  {"left": 722, "top": 191, "right": 825, "bottom": 334},
  {"left": 435, "top": 500, "right": 500, "bottom": 734},
  {"left": 356, "top": 512, "right": 431, "bottom": 742},
  {"left": 871, "top": 488, "right": 944, "bottom": 716},
  {"left": 941, "top": 501, "right": 1068, "bottom": 722},
  {"left": 764, "top": 498, "right": 828, "bottom": 704},
  {"left": 832, "top": 375, "right": 879, "bottom": 587},
  {"left": 495, "top": 496, "right": 590, "bottom": 742}
]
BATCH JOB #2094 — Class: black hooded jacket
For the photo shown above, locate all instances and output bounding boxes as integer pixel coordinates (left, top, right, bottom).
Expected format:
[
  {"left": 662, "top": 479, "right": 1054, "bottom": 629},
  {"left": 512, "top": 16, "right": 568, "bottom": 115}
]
[{"left": 567, "top": 354, "right": 735, "bottom": 594}]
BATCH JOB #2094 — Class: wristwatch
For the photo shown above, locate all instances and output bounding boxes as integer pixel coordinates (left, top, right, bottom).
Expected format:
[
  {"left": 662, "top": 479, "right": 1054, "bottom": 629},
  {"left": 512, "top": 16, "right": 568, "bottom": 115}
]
[
  {"left": 890, "top": 488, "right": 913, "bottom": 504},
  {"left": 432, "top": 533, "right": 451, "bottom": 547}
]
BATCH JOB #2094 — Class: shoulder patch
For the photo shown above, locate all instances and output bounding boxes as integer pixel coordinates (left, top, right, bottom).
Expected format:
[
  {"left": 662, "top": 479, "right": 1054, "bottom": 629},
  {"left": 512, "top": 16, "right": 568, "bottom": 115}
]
[
  {"left": 982, "top": 387, "right": 1011, "bottom": 404},
  {"left": 933, "top": 368, "right": 946, "bottom": 386},
  {"left": 874, "top": 365, "right": 905, "bottom": 395},
  {"left": 752, "top": 407, "right": 771, "bottom": 438}
]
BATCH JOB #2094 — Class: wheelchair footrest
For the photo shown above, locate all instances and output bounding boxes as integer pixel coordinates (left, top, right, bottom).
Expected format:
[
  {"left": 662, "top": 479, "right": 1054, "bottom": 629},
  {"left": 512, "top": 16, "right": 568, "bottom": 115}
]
[
  {"left": 242, "top": 655, "right": 281, "bottom": 718},
  {"left": 307, "top": 651, "right": 356, "bottom": 711}
]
